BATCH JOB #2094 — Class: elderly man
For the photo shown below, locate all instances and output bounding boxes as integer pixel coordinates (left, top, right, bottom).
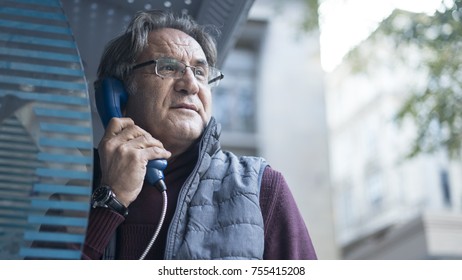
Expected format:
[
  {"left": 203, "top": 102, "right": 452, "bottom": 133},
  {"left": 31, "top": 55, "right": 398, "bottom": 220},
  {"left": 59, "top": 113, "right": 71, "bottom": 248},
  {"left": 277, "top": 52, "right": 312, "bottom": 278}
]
[{"left": 85, "top": 10, "right": 317, "bottom": 260}]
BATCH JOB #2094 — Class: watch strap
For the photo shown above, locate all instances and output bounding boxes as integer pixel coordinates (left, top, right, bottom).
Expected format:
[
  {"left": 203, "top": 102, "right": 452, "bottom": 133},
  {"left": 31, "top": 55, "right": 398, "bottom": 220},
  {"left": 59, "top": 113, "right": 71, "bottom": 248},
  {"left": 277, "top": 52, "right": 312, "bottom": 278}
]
[
  {"left": 92, "top": 185, "right": 129, "bottom": 217},
  {"left": 105, "top": 192, "right": 129, "bottom": 217}
]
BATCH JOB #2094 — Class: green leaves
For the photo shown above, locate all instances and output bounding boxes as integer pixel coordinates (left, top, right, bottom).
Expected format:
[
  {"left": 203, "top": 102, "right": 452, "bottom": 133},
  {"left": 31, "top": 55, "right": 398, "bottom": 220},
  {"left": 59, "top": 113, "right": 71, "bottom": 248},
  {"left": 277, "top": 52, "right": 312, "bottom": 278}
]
[
  {"left": 301, "top": 0, "right": 320, "bottom": 32},
  {"left": 352, "top": 0, "right": 462, "bottom": 159}
]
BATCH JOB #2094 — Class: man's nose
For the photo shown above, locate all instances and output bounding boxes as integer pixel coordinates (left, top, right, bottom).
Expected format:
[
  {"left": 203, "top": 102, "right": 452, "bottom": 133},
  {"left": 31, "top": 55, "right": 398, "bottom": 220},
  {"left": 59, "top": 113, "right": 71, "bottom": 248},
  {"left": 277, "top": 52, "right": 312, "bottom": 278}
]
[{"left": 174, "top": 67, "right": 200, "bottom": 94}]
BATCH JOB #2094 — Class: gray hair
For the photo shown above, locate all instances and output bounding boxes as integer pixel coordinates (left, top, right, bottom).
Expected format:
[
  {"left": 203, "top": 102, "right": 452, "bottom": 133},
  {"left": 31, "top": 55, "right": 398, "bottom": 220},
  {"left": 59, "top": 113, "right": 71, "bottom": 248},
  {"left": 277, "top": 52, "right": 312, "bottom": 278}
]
[{"left": 96, "top": 10, "right": 219, "bottom": 93}]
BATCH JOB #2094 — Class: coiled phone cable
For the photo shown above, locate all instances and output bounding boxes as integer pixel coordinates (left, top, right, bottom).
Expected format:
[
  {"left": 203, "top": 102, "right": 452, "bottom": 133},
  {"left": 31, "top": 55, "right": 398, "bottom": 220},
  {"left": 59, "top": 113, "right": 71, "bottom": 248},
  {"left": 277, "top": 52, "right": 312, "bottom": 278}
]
[{"left": 139, "top": 189, "right": 167, "bottom": 260}]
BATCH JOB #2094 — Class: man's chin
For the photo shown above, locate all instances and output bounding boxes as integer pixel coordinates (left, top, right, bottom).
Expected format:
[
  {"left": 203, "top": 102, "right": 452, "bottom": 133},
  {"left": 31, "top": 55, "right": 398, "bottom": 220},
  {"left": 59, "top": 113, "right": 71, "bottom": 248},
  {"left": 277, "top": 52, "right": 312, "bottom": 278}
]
[{"left": 165, "top": 122, "right": 204, "bottom": 142}]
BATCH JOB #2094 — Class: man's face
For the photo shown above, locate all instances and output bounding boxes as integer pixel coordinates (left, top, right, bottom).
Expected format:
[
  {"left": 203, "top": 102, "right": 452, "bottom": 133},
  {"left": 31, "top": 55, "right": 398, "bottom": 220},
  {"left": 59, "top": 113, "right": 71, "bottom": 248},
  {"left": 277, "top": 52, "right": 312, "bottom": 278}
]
[{"left": 125, "top": 28, "right": 212, "bottom": 155}]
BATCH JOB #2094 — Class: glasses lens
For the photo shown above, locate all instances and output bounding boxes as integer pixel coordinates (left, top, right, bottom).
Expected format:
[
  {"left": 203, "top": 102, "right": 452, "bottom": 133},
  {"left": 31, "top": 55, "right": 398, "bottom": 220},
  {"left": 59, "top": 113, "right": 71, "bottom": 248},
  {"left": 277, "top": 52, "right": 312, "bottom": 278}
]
[
  {"left": 151, "top": 58, "right": 223, "bottom": 87},
  {"left": 156, "top": 58, "right": 183, "bottom": 78},
  {"left": 193, "top": 66, "right": 208, "bottom": 82}
]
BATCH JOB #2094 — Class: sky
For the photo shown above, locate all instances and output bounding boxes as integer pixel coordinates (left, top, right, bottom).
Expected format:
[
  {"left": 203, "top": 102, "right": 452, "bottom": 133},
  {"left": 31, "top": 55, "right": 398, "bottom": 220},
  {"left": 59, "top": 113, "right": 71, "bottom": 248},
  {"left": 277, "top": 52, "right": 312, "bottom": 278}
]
[{"left": 318, "top": 0, "right": 446, "bottom": 72}]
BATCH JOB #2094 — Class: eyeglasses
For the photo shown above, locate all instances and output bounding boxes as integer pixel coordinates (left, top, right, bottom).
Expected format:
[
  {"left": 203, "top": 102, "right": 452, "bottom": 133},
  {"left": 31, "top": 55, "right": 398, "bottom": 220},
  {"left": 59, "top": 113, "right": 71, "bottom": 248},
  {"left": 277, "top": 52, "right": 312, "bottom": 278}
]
[{"left": 132, "top": 57, "right": 224, "bottom": 87}]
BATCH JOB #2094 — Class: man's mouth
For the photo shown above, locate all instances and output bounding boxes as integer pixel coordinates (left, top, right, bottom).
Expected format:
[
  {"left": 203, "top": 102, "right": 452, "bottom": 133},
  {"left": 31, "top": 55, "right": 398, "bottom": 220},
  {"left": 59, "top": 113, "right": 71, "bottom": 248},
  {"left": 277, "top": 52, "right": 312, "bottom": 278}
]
[{"left": 172, "top": 103, "right": 198, "bottom": 111}]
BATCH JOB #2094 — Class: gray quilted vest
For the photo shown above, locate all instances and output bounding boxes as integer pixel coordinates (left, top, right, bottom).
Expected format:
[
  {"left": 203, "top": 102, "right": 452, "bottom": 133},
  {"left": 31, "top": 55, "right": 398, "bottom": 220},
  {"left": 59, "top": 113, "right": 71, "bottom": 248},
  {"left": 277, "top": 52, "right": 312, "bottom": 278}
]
[{"left": 164, "top": 118, "right": 267, "bottom": 259}]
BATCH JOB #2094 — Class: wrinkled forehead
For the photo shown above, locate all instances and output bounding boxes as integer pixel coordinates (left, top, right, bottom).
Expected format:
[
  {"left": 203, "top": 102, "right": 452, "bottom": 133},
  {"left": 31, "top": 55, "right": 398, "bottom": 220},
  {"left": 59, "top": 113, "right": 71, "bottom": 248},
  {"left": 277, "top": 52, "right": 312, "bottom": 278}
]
[{"left": 140, "top": 28, "right": 207, "bottom": 64}]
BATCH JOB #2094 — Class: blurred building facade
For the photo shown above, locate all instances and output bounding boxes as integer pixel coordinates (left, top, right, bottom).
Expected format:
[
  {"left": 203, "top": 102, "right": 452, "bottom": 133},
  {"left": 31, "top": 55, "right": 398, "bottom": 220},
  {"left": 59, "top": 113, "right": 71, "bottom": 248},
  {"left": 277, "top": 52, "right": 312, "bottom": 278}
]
[
  {"left": 217, "top": 0, "right": 338, "bottom": 259},
  {"left": 326, "top": 12, "right": 462, "bottom": 259}
]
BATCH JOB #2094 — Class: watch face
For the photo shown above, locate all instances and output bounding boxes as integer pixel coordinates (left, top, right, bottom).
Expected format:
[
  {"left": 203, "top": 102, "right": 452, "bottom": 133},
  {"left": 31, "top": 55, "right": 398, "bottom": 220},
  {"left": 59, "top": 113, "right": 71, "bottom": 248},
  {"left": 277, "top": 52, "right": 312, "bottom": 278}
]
[
  {"left": 92, "top": 186, "right": 110, "bottom": 203},
  {"left": 91, "top": 186, "right": 128, "bottom": 216}
]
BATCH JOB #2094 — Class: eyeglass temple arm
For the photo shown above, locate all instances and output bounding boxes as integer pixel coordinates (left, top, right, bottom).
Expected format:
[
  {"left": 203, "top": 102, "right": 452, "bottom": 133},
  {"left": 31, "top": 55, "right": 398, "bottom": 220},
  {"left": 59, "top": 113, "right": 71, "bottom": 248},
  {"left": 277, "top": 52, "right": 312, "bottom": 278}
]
[
  {"left": 132, "top": 60, "right": 156, "bottom": 70},
  {"left": 208, "top": 73, "right": 224, "bottom": 85}
]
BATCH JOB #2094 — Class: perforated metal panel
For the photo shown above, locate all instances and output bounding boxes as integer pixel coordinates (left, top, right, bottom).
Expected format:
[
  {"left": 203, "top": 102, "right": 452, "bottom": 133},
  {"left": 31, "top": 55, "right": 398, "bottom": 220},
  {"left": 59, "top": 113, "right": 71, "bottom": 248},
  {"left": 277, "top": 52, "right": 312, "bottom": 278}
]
[{"left": 0, "top": 0, "right": 92, "bottom": 259}]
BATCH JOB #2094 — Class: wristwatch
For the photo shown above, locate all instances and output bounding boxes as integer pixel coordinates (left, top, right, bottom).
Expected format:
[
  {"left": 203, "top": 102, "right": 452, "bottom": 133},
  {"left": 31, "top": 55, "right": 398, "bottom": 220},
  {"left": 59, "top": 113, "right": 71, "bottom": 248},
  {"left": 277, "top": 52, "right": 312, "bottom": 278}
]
[{"left": 92, "top": 185, "right": 129, "bottom": 217}]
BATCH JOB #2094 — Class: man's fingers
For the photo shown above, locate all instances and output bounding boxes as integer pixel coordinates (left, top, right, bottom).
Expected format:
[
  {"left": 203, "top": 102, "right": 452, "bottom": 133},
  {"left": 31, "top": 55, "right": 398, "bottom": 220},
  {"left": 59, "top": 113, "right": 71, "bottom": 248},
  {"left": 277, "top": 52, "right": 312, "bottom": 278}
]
[
  {"left": 102, "top": 117, "right": 170, "bottom": 158},
  {"left": 104, "top": 117, "right": 135, "bottom": 135},
  {"left": 124, "top": 133, "right": 165, "bottom": 150},
  {"left": 102, "top": 117, "right": 165, "bottom": 149},
  {"left": 147, "top": 146, "right": 172, "bottom": 160},
  {"left": 123, "top": 135, "right": 171, "bottom": 160},
  {"left": 112, "top": 124, "right": 155, "bottom": 143}
]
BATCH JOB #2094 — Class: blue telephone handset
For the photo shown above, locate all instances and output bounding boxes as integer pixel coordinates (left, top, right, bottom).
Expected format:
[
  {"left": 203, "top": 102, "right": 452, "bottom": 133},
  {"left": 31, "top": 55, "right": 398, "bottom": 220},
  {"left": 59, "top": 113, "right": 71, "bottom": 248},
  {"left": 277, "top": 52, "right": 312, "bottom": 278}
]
[{"left": 94, "top": 77, "right": 167, "bottom": 191}]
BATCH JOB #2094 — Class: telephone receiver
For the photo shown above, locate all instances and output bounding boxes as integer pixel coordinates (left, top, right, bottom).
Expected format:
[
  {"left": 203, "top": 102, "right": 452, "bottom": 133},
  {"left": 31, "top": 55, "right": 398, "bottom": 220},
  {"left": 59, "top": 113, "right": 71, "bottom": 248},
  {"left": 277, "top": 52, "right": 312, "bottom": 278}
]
[{"left": 94, "top": 77, "right": 167, "bottom": 191}]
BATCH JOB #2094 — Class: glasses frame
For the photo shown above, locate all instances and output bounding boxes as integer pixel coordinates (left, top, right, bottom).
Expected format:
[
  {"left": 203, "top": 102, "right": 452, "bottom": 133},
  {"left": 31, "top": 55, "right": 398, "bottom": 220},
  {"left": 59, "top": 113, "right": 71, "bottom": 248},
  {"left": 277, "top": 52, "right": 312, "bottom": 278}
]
[{"left": 132, "top": 58, "right": 224, "bottom": 87}]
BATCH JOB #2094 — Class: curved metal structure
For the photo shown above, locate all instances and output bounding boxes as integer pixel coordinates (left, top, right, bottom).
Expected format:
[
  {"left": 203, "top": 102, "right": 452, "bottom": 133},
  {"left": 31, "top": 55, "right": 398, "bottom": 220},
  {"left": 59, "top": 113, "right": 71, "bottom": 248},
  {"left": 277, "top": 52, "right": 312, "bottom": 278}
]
[{"left": 0, "top": 0, "right": 93, "bottom": 259}]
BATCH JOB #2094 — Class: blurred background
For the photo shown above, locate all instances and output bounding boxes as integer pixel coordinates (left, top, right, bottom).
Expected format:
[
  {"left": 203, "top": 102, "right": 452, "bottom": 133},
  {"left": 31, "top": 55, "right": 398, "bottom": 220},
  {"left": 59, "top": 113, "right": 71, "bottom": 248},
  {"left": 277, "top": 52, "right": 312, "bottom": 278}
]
[{"left": 34, "top": 0, "right": 462, "bottom": 259}]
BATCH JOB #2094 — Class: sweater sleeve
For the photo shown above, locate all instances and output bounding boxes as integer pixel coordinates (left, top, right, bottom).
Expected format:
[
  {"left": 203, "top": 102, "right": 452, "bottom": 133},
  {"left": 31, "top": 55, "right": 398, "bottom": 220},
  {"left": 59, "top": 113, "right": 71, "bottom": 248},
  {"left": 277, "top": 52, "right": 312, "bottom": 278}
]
[
  {"left": 260, "top": 166, "right": 317, "bottom": 260},
  {"left": 81, "top": 207, "right": 125, "bottom": 259},
  {"left": 81, "top": 149, "right": 126, "bottom": 259}
]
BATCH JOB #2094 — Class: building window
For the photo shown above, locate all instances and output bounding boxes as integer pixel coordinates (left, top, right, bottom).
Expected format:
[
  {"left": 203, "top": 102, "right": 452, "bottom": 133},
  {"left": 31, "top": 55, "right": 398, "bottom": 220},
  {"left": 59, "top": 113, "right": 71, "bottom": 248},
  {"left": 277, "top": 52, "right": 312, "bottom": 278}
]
[
  {"left": 212, "top": 20, "right": 266, "bottom": 156},
  {"left": 339, "top": 180, "right": 355, "bottom": 229},
  {"left": 440, "top": 169, "right": 451, "bottom": 207},
  {"left": 365, "top": 166, "right": 384, "bottom": 210},
  {"left": 213, "top": 49, "right": 257, "bottom": 133}
]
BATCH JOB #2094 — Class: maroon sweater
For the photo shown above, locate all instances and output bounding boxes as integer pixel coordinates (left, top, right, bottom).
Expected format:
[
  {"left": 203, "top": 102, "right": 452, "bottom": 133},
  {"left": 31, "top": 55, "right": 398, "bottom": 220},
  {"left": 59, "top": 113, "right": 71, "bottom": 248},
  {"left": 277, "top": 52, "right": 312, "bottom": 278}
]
[{"left": 84, "top": 147, "right": 317, "bottom": 260}]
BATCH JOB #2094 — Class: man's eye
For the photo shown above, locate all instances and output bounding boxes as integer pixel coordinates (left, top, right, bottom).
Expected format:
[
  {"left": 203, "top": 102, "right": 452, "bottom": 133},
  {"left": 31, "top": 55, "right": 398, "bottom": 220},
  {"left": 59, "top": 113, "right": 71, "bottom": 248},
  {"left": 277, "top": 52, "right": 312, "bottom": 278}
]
[
  {"left": 157, "top": 63, "right": 180, "bottom": 75},
  {"left": 194, "top": 67, "right": 207, "bottom": 79}
]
